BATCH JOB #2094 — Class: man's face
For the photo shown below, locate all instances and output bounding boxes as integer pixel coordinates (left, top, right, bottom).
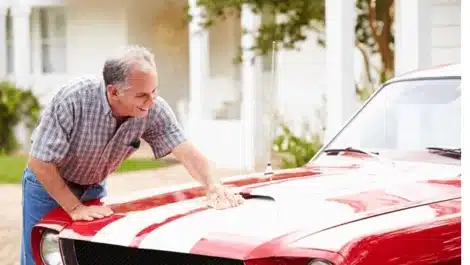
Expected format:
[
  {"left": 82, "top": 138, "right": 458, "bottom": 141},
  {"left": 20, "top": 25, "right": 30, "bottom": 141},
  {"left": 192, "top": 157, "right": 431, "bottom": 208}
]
[{"left": 108, "top": 66, "right": 158, "bottom": 118}]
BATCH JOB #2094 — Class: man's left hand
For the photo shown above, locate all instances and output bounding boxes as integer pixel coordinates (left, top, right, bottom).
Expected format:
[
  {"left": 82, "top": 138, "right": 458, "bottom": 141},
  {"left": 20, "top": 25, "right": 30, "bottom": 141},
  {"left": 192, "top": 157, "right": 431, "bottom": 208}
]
[{"left": 205, "top": 184, "right": 244, "bottom": 210}]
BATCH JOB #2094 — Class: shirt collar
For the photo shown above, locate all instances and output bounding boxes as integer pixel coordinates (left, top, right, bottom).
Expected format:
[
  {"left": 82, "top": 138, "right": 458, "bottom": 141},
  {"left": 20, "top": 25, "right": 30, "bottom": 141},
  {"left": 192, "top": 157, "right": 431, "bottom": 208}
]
[{"left": 99, "top": 79, "right": 112, "bottom": 115}]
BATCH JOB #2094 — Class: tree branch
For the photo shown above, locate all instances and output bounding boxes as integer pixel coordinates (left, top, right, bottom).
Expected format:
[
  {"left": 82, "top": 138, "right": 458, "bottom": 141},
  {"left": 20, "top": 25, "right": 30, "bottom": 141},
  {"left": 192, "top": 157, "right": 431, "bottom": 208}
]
[{"left": 355, "top": 39, "right": 373, "bottom": 88}]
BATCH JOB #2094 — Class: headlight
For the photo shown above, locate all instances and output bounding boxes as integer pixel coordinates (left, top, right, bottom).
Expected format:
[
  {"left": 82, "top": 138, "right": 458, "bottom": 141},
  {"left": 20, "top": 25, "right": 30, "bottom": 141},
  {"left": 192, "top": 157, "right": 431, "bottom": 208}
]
[
  {"left": 308, "top": 259, "right": 333, "bottom": 265},
  {"left": 40, "top": 230, "right": 63, "bottom": 265}
]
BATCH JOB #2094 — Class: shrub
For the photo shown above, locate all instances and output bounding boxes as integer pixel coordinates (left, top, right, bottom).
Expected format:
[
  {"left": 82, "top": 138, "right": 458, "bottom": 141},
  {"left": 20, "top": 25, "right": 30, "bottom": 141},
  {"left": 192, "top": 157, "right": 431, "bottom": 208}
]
[
  {"left": 0, "top": 81, "right": 41, "bottom": 155},
  {"left": 272, "top": 122, "right": 324, "bottom": 169}
]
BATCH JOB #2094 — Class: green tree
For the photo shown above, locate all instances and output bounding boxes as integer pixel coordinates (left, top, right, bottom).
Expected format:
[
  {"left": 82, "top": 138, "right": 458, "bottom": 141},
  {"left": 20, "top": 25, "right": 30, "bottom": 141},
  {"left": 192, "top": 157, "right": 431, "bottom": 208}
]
[{"left": 186, "top": 0, "right": 395, "bottom": 91}]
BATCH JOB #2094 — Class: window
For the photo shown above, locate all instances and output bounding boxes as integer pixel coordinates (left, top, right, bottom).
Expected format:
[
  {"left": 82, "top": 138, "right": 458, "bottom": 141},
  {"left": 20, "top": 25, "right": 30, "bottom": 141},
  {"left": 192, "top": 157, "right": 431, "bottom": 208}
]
[
  {"left": 38, "top": 7, "right": 66, "bottom": 73},
  {"left": 4, "top": 7, "right": 66, "bottom": 74}
]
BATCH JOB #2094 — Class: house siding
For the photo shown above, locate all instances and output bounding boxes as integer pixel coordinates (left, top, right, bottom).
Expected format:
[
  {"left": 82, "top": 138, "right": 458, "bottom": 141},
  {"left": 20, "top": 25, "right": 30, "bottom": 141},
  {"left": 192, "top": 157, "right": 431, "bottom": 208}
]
[{"left": 431, "top": 0, "right": 461, "bottom": 65}]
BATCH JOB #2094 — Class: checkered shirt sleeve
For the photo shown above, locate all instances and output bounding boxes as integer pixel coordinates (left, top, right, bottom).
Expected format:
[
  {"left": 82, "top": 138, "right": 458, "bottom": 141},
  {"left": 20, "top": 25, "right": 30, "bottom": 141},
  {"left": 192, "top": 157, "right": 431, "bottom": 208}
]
[
  {"left": 143, "top": 97, "right": 187, "bottom": 158},
  {"left": 29, "top": 99, "right": 73, "bottom": 164}
]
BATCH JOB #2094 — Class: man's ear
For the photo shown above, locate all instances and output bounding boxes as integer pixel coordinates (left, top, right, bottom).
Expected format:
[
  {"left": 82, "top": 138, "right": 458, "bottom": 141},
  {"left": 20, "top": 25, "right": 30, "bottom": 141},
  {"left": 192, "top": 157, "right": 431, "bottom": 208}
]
[{"left": 107, "top": 85, "right": 121, "bottom": 99}]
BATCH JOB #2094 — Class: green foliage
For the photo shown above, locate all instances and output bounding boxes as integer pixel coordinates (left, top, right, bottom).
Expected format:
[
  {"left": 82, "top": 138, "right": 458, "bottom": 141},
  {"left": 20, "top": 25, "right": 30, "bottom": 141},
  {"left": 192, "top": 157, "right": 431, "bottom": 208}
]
[
  {"left": 188, "top": 1, "right": 393, "bottom": 64},
  {"left": 355, "top": 0, "right": 395, "bottom": 80},
  {"left": 272, "top": 123, "right": 323, "bottom": 169},
  {"left": 187, "top": 0, "right": 325, "bottom": 62},
  {"left": 186, "top": 0, "right": 395, "bottom": 85},
  {"left": 357, "top": 87, "right": 374, "bottom": 102},
  {"left": 0, "top": 81, "right": 41, "bottom": 155}
]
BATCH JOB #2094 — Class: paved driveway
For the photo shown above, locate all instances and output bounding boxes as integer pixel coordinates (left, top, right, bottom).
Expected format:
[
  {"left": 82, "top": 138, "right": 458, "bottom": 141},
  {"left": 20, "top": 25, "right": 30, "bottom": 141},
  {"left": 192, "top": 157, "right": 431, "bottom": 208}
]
[{"left": 0, "top": 164, "right": 250, "bottom": 265}]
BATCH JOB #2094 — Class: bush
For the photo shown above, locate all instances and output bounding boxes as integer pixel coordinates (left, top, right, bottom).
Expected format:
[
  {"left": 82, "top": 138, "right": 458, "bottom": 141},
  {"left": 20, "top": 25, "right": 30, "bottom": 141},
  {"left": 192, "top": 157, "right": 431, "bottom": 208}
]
[
  {"left": 272, "top": 123, "right": 323, "bottom": 169},
  {"left": 0, "top": 81, "right": 41, "bottom": 155}
]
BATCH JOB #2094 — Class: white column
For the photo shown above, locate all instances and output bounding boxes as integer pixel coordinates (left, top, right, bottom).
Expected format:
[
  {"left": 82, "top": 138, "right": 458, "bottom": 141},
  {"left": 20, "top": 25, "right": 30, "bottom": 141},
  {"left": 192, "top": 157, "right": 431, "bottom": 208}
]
[
  {"left": 188, "top": 0, "right": 209, "bottom": 143},
  {"left": 0, "top": 7, "right": 7, "bottom": 78},
  {"left": 11, "top": 5, "right": 31, "bottom": 83},
  {"left": 325, "top": 0, "right": 356, "bottom": 142},
  {"left": 241, "top": 5, "right": 262, "bottom": 170},
  {"left": 394, "top": 0, "right": 432, "bottom": 75}
]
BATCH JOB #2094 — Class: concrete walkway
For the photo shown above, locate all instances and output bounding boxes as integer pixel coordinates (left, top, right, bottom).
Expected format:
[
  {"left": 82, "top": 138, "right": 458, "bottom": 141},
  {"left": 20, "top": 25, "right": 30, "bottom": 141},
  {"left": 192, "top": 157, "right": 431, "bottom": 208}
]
[{"left": 0, "top": 163, "right": 251, "bottom": 265}]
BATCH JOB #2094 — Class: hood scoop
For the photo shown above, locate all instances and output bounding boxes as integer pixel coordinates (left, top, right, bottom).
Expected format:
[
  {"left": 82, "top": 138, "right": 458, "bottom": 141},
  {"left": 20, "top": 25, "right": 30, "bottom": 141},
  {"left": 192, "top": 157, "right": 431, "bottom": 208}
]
[{"left": 240, "top": 191, "right": 275, "bottom": 201}]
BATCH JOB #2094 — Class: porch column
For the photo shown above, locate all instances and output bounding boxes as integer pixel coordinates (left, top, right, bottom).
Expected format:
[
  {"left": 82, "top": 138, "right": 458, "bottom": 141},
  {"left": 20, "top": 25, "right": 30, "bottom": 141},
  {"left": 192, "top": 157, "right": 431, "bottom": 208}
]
[
  {"left": 241, "top": 5, "right": 262, "bottom": 170},
  {"left": 188, "top": 0, "right": 209, "bottom": 143},
  {"left": 0, "top": 7, "right": 7, "bottom": 78},
  {"left": 394, "top": 0, "right": 432, "bottom": 75},
  {"left": 11, "top": 5, "right": 31, "bottom": 82},
  {"left": 325, "top": 0, "right": 356, "bottom": 142}
]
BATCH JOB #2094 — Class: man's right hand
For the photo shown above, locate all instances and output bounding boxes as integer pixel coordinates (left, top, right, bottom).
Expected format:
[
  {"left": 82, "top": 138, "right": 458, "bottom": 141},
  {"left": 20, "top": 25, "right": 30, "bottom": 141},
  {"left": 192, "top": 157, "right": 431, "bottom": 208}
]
[{"left": 68, "top": 204, "right": 114, "bottom": 221}]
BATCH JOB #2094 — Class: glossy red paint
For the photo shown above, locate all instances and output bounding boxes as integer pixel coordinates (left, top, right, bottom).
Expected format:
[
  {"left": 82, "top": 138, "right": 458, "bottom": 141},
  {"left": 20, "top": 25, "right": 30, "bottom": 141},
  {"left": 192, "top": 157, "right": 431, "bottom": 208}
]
[
  {"left": 429, "top": 199, "right": 461, "bottom": 217},
  {"left": 190, "top": 231, "right": 346, "bottom": 263},
  {"left": 339, "top": 208, "right": 461, "bottom": 265},
  {"left": 33, "top": 160, "right": 461, "bottom": 264},
  {"left": 31, "top": 166, "right": 325, "bottom": 255},
  {"left": 36, "top": 167, "right": 322, "bottom": 226},
  {"left": 427, "top": 179, "right": 461, "bottom": 188},
  {"left": 109, "top": 168, "right": 322, "bottom": 214},
  {"left": 31, "top": 225, "right": 46, "bottom": 265}
]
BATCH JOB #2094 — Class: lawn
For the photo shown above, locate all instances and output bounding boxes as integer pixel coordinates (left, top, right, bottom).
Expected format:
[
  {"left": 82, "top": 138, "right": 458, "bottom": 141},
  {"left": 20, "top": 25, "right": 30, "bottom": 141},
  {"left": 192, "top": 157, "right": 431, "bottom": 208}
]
[{"left": 0, "top": 155, "right": 168, "bottom": 184}]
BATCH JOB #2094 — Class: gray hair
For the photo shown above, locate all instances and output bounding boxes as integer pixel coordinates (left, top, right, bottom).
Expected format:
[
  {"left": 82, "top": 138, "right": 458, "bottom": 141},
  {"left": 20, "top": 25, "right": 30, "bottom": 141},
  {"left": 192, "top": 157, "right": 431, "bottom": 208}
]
[{"left": 102, "top": 45, "right": 157, "bottom": 92}]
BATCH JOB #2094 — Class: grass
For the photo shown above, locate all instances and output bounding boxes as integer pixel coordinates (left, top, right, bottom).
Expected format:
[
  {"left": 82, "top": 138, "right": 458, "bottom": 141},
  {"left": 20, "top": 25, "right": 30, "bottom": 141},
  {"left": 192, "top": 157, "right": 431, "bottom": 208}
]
[{"left": 0, "top": 155, "right": 169, "bottom": 184}]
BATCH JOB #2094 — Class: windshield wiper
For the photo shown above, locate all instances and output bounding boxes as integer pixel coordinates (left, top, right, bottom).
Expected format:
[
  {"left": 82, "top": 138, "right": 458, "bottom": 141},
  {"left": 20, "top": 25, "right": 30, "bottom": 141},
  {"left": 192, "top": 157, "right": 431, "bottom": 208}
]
[
  {"left": 323, "top": 147, "right": 379, "bottom": 156},
  {"left": 322, "top": 146, "right": 395, "bottom": 166},
  {"left": 426, "top": 147, "right": 461, "bottom": 159}
]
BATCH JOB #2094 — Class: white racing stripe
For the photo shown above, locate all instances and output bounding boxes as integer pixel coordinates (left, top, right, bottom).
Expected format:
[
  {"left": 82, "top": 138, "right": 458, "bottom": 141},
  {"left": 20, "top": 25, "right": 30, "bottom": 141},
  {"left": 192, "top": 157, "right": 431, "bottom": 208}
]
[
  {"left": 137, "top": 199, "right": 356, "bottom": 253},
  {"left": 92, "top": 161, "right": 459, "bottom": 252},
  {"left": 91, "top": 198, "right": 206, "bottom": 246},
  {"left": 138, "top": 199, "right": 280, "bottom": 252},
  {"left": 101, "top": 172, "right": 270, "bottom": 205},
  {"left": 290, "top": 205, "right": 439, "bottom": 251},
  {"left": 248, "top": 164, "right": 459, "bottom": 202}
]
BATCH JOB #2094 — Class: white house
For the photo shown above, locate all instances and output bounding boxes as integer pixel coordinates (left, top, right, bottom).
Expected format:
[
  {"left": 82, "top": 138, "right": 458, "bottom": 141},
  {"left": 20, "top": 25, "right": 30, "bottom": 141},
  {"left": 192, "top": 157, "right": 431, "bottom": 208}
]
[{"left": 0, "top": 0, "right": 461, "bottom": 170}]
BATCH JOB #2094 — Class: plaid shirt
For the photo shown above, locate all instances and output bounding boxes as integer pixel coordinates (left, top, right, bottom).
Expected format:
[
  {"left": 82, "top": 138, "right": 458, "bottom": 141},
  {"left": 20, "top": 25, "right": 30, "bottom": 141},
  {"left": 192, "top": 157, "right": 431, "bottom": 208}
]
[{"left": 29, "top": 76, "right": 186, "bottom": 185}]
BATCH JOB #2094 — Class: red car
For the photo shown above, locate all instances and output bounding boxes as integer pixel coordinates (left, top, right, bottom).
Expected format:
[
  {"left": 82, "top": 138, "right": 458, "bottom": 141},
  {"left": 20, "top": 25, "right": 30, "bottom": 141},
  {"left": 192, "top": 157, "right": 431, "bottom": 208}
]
[{"left": 32, "top": 63, "right": 461, "bottom": 265}]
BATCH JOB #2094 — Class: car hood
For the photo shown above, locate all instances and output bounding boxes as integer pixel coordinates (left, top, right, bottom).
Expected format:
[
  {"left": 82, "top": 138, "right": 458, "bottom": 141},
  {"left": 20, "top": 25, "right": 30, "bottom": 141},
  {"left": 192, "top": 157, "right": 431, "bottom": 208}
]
[{"left": 57, "top": 160, "right": 461, "bottom": 260}]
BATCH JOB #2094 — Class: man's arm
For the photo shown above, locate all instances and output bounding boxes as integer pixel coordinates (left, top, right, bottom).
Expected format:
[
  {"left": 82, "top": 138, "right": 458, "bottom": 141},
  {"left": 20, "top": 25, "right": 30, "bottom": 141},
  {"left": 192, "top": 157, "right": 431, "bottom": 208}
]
[
  {"left": 28, "top": 100, "right": 111, "bottom": 220},
  {"left": 143, "top": 97, "right": 243, "bottom": 208},
  {"left": 142, "top": 97, "right": 219, "bottom": 190},
  {"left": 28, "top": 157, "right": 82, "bottom": 213},
  {"left": 171, "top": 141, "right": 220, "bottom": 191},
  {"left": 28, "top": 101, "right": 81, "bottom": 210}
]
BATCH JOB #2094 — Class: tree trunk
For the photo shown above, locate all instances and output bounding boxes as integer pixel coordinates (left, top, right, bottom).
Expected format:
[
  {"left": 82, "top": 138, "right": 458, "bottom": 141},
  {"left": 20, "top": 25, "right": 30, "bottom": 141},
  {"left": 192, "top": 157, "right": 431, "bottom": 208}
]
[{"left": 367, "top": 0, "right": 395, "bottom": 81}]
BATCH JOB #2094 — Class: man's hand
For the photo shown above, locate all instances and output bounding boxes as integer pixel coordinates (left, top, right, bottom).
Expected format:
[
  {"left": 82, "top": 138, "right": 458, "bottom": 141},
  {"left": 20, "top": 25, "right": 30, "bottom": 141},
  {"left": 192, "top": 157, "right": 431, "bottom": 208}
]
[
  {"left": 68, "top": 204, "right": 114, "bottom": 221},
  {"left": 28, "top": 157, "right": 114, "bottom": 222},
  {"left": 172, "top": 141, "right": 245, "bottom": 209},
  {"left": 205, "top": 184, "right": 244, "bottom": 210}
]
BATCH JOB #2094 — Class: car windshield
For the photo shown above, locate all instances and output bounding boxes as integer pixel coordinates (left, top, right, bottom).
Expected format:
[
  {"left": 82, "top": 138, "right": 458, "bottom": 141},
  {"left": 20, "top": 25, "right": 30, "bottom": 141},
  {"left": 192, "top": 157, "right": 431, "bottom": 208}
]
[{"left": 317, "top": 77, "right": 461, "bottom": 156}]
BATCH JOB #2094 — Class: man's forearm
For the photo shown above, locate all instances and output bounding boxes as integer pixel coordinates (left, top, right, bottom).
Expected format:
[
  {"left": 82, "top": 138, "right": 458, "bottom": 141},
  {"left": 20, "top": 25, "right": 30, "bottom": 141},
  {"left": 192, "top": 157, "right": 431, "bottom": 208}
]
[
  {"left": 172, "top": 141, "right": 220, "bottom": 190},
  {"left": 27, "top": 157, "right": 83, "bottom": 213}
]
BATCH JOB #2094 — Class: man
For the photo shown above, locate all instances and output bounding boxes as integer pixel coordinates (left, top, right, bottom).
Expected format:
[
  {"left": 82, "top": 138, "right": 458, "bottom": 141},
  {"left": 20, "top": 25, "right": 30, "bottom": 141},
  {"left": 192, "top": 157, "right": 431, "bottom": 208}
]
[{"left": 20, "top": 45, "right": 244, "bottom": 265}]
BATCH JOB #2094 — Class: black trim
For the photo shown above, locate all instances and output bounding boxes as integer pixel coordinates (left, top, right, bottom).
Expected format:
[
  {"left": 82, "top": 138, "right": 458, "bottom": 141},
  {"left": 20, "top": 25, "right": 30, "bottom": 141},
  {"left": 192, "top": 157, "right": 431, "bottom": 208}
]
[{"left": 59, "top": 238, "right": 79, "bottom": 265}]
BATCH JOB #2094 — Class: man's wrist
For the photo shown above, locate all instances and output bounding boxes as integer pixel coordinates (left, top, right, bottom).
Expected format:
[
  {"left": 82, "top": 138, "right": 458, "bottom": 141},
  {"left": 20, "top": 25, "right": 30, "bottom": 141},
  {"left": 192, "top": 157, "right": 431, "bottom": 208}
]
[
  {"left": 64, "top": 201, "right": 83, "bottom": 213},
  {"left": 204, "top": 181, "right": 222, "bottom": 193}
]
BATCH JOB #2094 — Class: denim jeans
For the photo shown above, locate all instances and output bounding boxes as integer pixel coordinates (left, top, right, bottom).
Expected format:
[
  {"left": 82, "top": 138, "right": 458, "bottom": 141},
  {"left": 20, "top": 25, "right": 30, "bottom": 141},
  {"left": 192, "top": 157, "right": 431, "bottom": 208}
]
[{"left": 20, "top": 168, "right": 107, "bottom": 265}]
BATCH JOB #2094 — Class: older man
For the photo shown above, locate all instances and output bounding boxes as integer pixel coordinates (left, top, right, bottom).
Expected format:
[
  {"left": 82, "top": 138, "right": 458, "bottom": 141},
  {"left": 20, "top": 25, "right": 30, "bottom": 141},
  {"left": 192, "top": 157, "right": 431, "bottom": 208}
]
[{"left": 20, "top": 46, "right": 243, "bottom": 265}]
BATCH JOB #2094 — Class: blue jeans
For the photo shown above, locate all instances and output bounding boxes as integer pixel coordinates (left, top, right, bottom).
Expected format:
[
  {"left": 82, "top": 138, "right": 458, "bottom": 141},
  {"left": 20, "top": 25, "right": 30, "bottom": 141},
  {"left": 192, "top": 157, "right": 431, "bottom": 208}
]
[{"left": 20, "top": 168, "right": 107, "bottom": 265}]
